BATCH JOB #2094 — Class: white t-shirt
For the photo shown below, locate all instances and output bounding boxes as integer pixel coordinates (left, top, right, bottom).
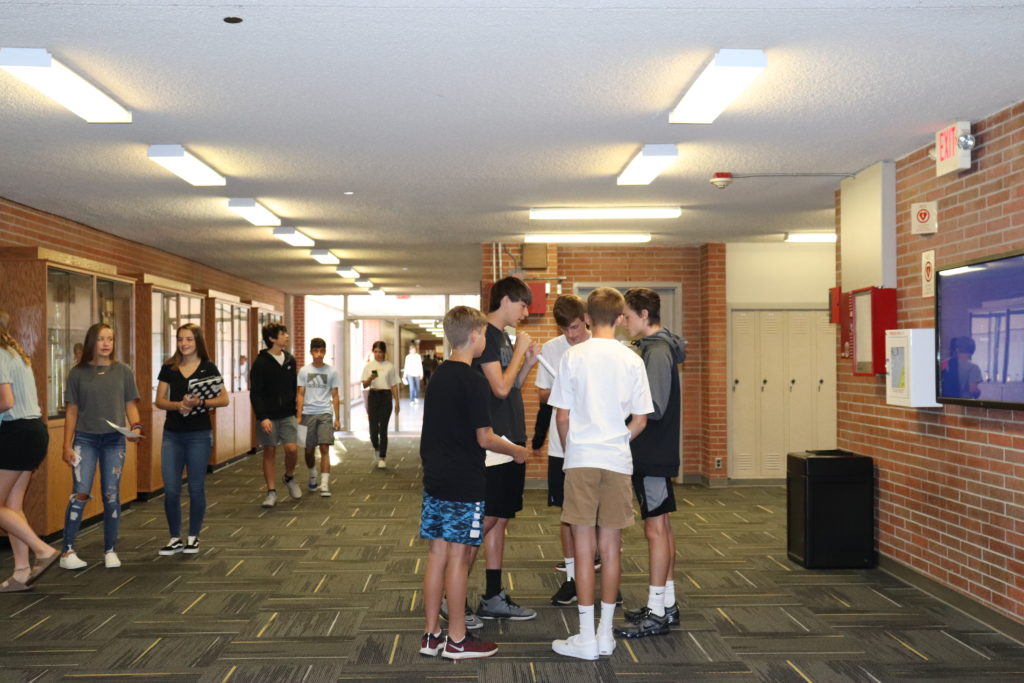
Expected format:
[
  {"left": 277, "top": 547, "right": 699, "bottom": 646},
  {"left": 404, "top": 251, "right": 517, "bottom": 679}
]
[
  {"left": 535, "top": 335, "right": 572, "bottom": 458},
  {"left": 404, "top": 353, "right": 423, "bottom": 379},
  {"left": 297, "top": 362, "right": 340, "bottom": 415},
  {"left": 362, "top": 360, "right": 399, "bottom": 390},
  {"left": 548, "top": 338, "right": 653, "bottom": 475}
]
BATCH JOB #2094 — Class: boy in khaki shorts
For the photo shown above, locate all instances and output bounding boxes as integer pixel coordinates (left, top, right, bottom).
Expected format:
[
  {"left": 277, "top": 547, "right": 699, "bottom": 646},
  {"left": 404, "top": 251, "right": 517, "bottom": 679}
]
[{"left": 547, "top": 287, "right": 653, "bottom": 660}]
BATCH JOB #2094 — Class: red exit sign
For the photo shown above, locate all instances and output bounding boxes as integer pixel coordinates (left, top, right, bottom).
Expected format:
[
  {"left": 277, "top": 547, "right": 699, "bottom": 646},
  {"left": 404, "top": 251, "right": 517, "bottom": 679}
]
[{"left": 935, "top": 121, "right": 971, "bottom": 177}]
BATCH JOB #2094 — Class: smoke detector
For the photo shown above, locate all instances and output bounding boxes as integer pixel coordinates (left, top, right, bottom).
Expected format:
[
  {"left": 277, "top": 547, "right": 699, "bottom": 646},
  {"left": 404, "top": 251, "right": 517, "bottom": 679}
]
[{"left": 709, "top": 172, "right": 734, "bottom": 189}]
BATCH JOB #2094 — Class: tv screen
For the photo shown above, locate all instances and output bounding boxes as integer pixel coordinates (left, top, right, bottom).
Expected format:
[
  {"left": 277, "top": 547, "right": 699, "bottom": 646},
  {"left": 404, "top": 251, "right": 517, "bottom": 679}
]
[{"left": 935, "top": 249, "right": 1024, "bottom": 409}]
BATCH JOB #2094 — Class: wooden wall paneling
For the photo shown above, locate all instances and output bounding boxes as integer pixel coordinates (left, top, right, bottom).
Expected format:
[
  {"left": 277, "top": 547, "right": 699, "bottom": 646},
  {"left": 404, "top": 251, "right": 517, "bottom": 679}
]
[{"left": 233, "top": 390, "right": 252, "bottom": 456}]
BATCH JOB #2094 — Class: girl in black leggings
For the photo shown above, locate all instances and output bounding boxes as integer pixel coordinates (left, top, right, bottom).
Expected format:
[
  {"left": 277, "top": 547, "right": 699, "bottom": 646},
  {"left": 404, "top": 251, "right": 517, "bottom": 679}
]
[{"left": 360, "top": 341, "right": 400, "bottom": 469}]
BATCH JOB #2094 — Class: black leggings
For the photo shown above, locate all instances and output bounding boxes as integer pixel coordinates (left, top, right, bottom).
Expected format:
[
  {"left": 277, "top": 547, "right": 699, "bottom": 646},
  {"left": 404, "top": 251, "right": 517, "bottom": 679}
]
[{"left": 367, "top": 390, "right": 393, "bottom": 458}]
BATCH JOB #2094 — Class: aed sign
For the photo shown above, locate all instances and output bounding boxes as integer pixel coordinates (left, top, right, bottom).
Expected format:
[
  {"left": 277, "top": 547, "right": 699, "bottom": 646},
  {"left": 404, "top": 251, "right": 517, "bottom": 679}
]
[
  {"left": 911, "top": 201, "right": 938, "bottom": 235},
  {"left": 935, "top": 121, "right": 972, "bottom": 177}
]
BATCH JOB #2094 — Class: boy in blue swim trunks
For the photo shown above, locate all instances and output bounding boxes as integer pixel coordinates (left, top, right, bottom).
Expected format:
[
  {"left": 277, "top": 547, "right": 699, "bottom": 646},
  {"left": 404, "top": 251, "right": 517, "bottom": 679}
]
[{"left": 418, "top": 306, "right": 530, "bottom": 660}]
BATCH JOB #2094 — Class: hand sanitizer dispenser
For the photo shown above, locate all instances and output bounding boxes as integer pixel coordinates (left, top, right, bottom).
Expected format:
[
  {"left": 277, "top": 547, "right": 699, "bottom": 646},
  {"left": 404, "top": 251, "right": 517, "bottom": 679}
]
[{"left": 885, "top": 329, "right": 941, "bottom": 407}]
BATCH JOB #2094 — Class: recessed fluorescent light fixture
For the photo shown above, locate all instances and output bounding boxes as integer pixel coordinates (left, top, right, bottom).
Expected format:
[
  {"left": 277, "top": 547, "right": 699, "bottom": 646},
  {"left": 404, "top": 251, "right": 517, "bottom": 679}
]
[
  {"left": 617, "top": 144, "right": 679, "bottom": 185},
  {"left": 354, "top": 279, "right": 373, "bottom": 288},
  {"left": 227, "top": 198, "right": 280, "bottom": 226},
  {"left": 412, "top": 319, "right": 436, "bottom": 324},
  {"left": 272, "top": 226, "right": 314, "bottom": 247},
  {"left": 529, "top": 207, "right": 681, "bottom": 220},
  {"left": 525, "top": 233, "right": 652, "bottom": 244},
  {"left": 784, "top": 232, "right": 837, "bottom": 243},
  {"left": 310, "top": 248, "right": 340, "bottom": 265},
  {"left": 368, "top": 288, "right": 385, "bottom": 296},
  {"left": 336, "top": 266, "right": 360, "bottom": 278},
  {"left": 940, "top": 265, "right": 985, "bottom": 276},
  {"left": 0, "top": 47, "right": 132, "bottom": 123},
  {"left": 147, "top": 144, "right": 225, "bottom": 186},
  {"left": 669, "top": 48, "right": 767, "bottom": 124}
]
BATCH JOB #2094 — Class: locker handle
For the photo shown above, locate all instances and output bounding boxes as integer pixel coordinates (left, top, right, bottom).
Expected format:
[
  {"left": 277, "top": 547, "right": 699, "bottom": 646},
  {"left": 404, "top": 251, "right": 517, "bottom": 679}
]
[
  {"left": 790, "top": 379, "right": 796, "bottom": 392},
  {"left": 818, "top": 378, "right": 824, "bottom": 392},
  {"left": 732, "top": 378, "right": 739, "bottom": 392},
  {"left": 761, "top": 378, "right": 767, "bottom": 392}
]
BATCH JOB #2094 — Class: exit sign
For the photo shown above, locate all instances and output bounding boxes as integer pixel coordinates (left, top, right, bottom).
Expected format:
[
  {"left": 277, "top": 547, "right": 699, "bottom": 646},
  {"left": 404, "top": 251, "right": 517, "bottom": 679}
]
[{"left": 935, "top": 121, "right": 972, "bottom": 177}]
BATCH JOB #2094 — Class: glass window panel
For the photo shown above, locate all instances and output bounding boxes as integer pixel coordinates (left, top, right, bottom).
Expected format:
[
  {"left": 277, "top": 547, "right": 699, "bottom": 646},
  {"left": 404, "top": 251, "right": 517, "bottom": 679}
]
[
  {"left": 152, "top": 292, "right": 164, "bottom": 392},
  {"left": 46, "top": 268, "right": 93, "bottom": 417},
  {"left": 97, "top": 278, "right": 133, "bottom": 366}
]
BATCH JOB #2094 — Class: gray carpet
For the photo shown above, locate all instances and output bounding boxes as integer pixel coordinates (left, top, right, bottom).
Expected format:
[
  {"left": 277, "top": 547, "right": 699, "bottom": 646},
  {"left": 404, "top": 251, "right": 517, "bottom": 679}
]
[{"left": 2, "top": 435, "right": 1023, "bottom": 682}]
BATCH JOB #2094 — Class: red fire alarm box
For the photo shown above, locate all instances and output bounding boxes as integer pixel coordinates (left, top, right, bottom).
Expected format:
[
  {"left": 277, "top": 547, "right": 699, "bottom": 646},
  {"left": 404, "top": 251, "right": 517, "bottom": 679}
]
[
  {"left": 527, "top": 281, "right": 547, "bottom": 315},
  {"left": 851, "top": 286, "right": 897, "bottom": 375}
]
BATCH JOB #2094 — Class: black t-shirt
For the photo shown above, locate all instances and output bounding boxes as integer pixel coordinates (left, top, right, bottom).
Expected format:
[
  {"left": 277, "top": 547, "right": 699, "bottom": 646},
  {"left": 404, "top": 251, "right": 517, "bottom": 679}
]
[
  {"left": 420, "top": 361, "right": 493, "bottom": 502},
  {"left": 471, "top": 323, "right": 526, "bottom": 443},
  {"left": 158, "top": 360, "right": 223, "bottom": 432}
]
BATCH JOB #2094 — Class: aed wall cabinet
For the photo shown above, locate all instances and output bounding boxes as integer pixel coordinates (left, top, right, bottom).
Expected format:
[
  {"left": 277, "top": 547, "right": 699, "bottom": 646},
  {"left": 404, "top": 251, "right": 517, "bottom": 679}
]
[
  {"left": 851, "top": 286, "right": 897, "bottom": 375},
  {"left": 885, "top": 329, "right": 941, "bottom": 407}
]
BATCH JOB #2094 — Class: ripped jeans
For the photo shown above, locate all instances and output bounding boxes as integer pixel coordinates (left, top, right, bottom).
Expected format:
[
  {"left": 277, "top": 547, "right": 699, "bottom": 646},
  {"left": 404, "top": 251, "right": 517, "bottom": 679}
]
[{"left": 63, "top": 431, "right": 126, "bottom": 553}]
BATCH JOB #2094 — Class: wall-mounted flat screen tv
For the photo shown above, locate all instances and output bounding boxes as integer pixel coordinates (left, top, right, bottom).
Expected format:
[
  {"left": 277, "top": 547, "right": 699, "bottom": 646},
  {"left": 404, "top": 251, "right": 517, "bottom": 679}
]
[{"left": 935, "top": 249, "right": 1024, "bottom": 409}]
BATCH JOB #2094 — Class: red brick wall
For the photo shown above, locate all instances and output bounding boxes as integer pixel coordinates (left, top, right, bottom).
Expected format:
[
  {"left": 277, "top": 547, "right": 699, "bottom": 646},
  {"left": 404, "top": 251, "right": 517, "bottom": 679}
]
[
  {"left": 837, "top": 101, "right": 1024, "bottom": 624},
  {"left": 481, "top": 242, "right": 726, "bottom": 482},
  {"left": 0, "top": 197, "right": 285, "bottom": 308},
  {"left": 292, "top": 296, "right": 305, "bottom": 368}
]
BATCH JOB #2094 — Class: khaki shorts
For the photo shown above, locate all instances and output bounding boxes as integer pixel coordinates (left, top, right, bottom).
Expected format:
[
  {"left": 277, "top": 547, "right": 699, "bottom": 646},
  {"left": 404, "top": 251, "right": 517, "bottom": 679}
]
[{"left": 560, "top": 467, "right": 635, "bottom": 530}]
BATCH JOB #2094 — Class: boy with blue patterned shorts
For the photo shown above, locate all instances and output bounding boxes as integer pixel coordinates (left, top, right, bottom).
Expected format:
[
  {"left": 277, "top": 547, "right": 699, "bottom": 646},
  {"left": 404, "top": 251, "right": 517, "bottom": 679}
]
[{"left": 418, "top": 306, "right": 530, "bottom": 660}]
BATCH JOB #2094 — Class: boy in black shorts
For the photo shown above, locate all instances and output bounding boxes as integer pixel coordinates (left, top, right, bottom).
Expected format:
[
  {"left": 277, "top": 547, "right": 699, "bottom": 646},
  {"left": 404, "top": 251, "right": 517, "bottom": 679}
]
[
  {"left": 418, "top": 306, "right": 530, "bottom": 660},
  {"left": 617, "top": 288, "right": 688, "bottom": 638}
]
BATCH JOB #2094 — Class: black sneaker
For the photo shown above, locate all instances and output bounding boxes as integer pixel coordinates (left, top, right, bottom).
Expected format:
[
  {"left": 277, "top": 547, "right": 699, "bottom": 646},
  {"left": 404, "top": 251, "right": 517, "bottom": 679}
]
[
  {"left": 158, "top": 539, "right": 183, "bottom": 556},
  {"left": 614, "top": 607, "right": 670, "bottom": 639},
  {"left": 625, "top": 602, "right": 679, "bottom": 625},
  {"left": 551, "top": 578, "right": 577, "bottom": 605},
  {"left": 183, "top": 538, "right": 200, "bottom": 554}
]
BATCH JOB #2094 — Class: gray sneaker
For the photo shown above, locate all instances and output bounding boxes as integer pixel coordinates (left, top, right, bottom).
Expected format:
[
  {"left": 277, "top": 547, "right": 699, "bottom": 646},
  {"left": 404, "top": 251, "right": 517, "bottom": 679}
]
[
  {"left": 261, "top": 490, "right": 278, "bottom": 508},
  {"left": 440, "top": 597, "right": 484, "bottom": 630},
  {"left": 284, "top": 476, "right": 302, "bottom": 499},
  {"left": 477, "top": 590, "right": 537, "bottom": 621}
]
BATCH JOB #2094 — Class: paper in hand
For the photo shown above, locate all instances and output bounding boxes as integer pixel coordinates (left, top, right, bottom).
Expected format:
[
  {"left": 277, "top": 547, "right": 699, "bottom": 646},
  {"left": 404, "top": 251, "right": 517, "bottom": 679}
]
[
  {"left": 536, "top": 354, "right": 557, "bottom": 378},
  {"left": 485, "top": 434, "right": 515, "bottom": 467},
  {"left": 105, "top": 420, "right": 141, "bottom": 439}
]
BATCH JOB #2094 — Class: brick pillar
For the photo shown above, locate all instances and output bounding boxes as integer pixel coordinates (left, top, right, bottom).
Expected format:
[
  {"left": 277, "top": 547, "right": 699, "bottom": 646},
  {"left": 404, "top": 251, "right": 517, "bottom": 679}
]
[
  {"left": 700, "top": 243, "right": 728, "bottom": 483},
  {"left": 292, "top": 295, "right": 305, "bottom": 368}
]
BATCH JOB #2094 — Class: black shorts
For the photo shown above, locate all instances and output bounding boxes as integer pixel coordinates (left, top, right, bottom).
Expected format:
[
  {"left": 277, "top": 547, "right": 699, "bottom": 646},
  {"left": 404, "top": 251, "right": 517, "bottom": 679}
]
[
  {"left": 484, "top": 459, "right": 526, "bottom": 519},
  {"left": 547, "top": 456, "right": 565, "bottom": 508},
  {"left": 632, "top": 474, "right": 677, "bottom": 519},
  {"left": 0, "top": 417, "right": 48, "bottom": 471}
]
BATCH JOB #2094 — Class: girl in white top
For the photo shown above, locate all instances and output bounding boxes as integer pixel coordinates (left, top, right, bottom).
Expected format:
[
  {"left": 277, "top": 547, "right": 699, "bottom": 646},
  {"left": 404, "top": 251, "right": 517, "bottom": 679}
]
[{"left": 361, "top": 341, "right": 400, "bottom": 468}]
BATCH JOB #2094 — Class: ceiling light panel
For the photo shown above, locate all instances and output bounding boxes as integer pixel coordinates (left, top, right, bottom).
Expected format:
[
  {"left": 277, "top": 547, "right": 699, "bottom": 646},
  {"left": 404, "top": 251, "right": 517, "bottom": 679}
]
[
  {"left": 617, "top": 144, "right": 679, "bottom": 185},
  {"left": 529, "top": 207, "right": 681, "bottom": 220},
  {"left": 0, "top": 47, "right": 132, "bottom": 123},
  {"left": 524, "top": 233, "right": 651, "bottom": 244},
  {"left": 368, "top": 288, "right": 385, "bottom": 296},
  {"left": 227, "top": 198, "right": 280, "bottom": 226},
  {"left": 336, "top": 266, "right": 360, "bottom": 278},
  {"left": 310, "top": 248, "right": 340, "bottom": 264},
  {"left": 354, "top": 279, "right": 373, "bottom": 288},
  {"left": 147, "top": 144, "right": 225, "bottom": 186},
  {"left": 273, "top": 226, "right": 315, "bottom": 247},
  {"left": 669, "top": 48, "right": 767, "bottom": 124},
  {"left": 784, "top": 232, "right": 837, "bottom": 243}
]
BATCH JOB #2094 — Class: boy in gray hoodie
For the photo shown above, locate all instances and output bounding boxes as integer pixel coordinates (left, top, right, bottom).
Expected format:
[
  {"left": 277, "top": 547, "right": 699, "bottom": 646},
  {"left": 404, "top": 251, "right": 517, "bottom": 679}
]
[{"left": 617, "top": 288, "right": 688, "bottom": 638}]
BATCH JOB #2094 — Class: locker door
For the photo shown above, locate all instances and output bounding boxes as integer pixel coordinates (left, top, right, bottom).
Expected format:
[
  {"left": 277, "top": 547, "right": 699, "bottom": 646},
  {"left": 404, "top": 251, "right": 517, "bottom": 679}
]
[
  {"left": 814, "top": 311, "right": 838, "bottom": 449},
  {"left": 786, "top": 311, "right": 816, "bottom": 455},
  {"left": 729, "top": 311, "right": 759, "bottom": 478},
  {"left": 758, "top": 312, "right": 787, "bottom": 477}
]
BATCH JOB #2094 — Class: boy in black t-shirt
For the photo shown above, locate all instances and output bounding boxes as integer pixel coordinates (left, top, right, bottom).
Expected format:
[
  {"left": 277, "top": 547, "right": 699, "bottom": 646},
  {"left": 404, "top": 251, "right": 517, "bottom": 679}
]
[{"left": 419, "top": 306, "right": 530, "bottom": 660}]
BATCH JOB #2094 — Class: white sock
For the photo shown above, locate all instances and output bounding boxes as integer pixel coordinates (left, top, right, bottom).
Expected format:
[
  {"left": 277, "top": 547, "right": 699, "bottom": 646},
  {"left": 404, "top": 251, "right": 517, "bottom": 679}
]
[
  {"left": 577, "top": 604, "right": 596, "bottom": 642},
  {"left": 647, "top": 585, "right": 666, "bottom": 616},
  {"left": 598, "top": 601, "right": 616, "bottom": 637},
  {"left": 565, "top": 557, "right": 576, "bottom": 581},
  {"left": 320, "top": 472, "right": 330, "bottom": 486},
  {"left": 168, "top": 537, "right": 180, "bottom": 544},
  {"left": 187, "top": 536, "right": 197, "bottom": 545},
  {"left": 664, "top": 579, "right": 676, "bottom": 608}
]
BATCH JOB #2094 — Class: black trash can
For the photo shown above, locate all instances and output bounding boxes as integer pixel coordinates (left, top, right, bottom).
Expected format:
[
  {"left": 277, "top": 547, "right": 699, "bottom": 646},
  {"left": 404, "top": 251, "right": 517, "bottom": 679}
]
[{"left": 787, "top": 449, "right": 875, "bottom": 569}]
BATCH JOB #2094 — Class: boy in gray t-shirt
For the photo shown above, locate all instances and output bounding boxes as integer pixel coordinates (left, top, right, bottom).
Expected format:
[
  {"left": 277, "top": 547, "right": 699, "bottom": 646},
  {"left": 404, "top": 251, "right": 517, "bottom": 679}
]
[{"left": 296, "top": 338, "right": 340, "bottom": 496}]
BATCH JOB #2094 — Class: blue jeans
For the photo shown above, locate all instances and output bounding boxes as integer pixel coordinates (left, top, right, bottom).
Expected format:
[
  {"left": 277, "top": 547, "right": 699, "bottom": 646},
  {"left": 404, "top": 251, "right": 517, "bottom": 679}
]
[
  {"left": 161, "top": 430, "right": 212, "bottom": 538},
  {"left": 63, "top": 432, "right": 125, "bottom": 553},
  {"left": 408, "top": 376, "right": 420, "bottom": 401}
]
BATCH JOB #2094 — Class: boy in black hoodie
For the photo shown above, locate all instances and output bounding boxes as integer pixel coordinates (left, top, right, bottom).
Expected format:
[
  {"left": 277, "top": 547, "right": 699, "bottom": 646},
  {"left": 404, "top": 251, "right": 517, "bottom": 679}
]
[
  {"left": 616, "top": 288, "right": 687, "bottom": 638},
  {"left": 250, "top": 322, "right": 300, "bottom": 508}
]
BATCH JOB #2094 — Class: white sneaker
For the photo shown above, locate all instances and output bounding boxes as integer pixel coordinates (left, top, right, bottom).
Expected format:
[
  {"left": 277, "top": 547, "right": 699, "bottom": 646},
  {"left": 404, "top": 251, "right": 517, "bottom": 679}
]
[
  {"left": 319, "top": 473, "right": 331, "bottom": 497},
  {"left": 552, "top": 633, "right": 599, "bottom": 660},
  {"left": 60, "top": 551, "right": 87, "bottom": 570},
  {"left": 598, "top": 631, "right": 616, "bottom": 656},
  {"left": 284, "top": 476, "right": 303, "bottom": 499},
  {"left": 308, "top": 472, "right": 318, "bottom": 491},
  {"left": 377, "top": 459, "right": 386, "bottom": 469},
  {"left": 104, "top": 551, "right": 121, "bottom": 568},
  {"left": 261, "top": 490, "right": 278, "bottom": 508}
]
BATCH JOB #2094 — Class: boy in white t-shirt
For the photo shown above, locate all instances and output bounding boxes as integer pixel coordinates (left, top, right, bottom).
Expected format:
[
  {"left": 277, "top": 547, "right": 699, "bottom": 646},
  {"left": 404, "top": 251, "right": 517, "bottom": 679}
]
[
  {"left": 296, "top": 338, "right": 341, "bottom": 496},
  {"left": 533, "top": 294, "right": 591, "bottom": 606},
  {"left": 547, "top": 287, "right": 653, "bottom": 660}
]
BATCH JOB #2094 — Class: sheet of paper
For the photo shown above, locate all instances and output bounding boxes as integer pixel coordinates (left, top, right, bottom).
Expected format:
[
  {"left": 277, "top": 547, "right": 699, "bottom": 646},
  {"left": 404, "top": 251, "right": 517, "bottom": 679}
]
[
  {"left": 485, "top": 434, "right": 515, "bottom": 467},
  {"left": 105, "top": 420, "right": 141, "bottom": 439},
  {"left": 536, "top": 354, "right": 556, "bottom": 378}
]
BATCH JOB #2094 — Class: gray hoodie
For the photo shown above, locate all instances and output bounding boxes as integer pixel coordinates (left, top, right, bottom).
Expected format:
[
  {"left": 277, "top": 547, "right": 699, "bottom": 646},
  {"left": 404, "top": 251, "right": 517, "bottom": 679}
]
[{"left": 634, "top": 328, "right": 687, "bottom": 420}]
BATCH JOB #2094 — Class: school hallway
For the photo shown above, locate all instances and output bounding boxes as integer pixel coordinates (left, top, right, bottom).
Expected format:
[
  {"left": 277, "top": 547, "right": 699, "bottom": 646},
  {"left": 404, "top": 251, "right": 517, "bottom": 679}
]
[{"left": 2, "top": 436, "right": 1024, "bottom": 682}]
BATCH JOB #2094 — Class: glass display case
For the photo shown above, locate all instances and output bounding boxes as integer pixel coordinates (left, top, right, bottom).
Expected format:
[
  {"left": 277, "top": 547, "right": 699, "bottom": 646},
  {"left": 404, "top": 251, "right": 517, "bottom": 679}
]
[
  {"left": 215, "top": 301, "right": 251, "bottom": 392},
  {"left": 97, "top": 277, "right": 133, "bottom": 365},
  {"left": 150, "top": 290, "right": 203, "bottom": 391},
  {"left": 47, "top": 268, "right": 93, "bottom": 416}
]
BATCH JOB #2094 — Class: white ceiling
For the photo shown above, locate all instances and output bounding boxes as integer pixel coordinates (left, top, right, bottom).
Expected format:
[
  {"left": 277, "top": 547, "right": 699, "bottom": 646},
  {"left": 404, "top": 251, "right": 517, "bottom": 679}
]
[{"left": 3, "top": 0, "right": 1023, "bottom": 295}]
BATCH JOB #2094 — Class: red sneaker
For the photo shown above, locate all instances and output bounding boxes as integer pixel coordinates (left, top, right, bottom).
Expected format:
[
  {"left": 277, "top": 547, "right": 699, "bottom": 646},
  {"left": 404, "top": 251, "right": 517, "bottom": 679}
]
[
  {"left": 419, "top": 631, "right": 444, "bottom": 656},
  {"left": 442, "top": 632, "right": 498, "bottom": 660}
]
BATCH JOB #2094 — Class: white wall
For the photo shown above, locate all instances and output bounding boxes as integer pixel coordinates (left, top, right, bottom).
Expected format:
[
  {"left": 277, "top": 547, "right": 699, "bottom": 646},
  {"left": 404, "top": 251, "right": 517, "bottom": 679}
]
[
  {"left": 727, "top": 242, "right": 836, "bottom": 308},
  {"left": 305, "top": 296, "right": 345, "bottom": 367}
]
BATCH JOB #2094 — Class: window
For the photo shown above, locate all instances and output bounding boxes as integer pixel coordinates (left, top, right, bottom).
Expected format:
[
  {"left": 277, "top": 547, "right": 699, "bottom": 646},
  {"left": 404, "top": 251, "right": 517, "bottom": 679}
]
[{"left": 150, "top": 290, "right": 204, "bottom": 391}]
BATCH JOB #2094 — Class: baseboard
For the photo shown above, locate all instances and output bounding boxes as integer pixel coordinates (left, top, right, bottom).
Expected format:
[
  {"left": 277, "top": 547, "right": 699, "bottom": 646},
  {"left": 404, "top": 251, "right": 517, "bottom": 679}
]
[{"left": 878, "top": 555, "right": 1024, "bottom": 645}]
